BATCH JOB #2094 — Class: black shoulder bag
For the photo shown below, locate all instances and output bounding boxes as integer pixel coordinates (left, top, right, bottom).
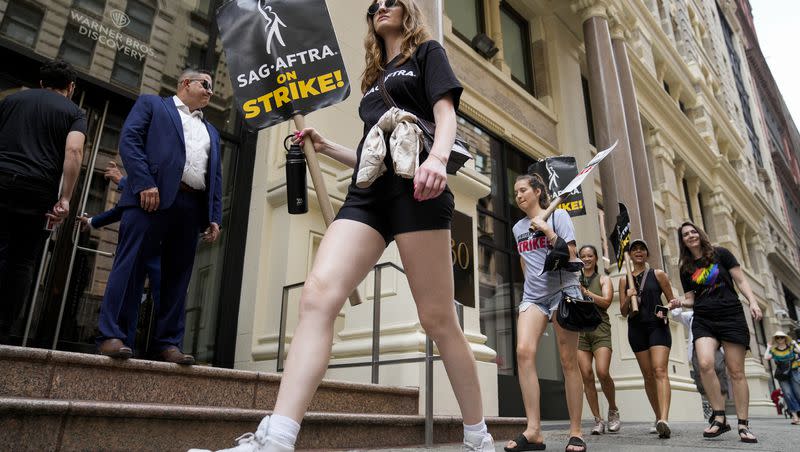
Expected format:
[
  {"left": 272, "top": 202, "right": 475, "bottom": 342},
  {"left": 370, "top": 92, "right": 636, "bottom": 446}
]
[
  {"left": 556, "top": 290, "right": 602, "bottom": 332},
  {"left": 378, "top": 71, "right": 473, "bottom": 174}
]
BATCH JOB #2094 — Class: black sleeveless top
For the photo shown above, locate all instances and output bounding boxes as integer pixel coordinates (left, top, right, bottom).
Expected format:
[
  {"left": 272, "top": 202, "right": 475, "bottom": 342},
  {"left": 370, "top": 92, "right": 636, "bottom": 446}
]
[{"left": 628, "top": 270, "right": 665, "bottom": 325}]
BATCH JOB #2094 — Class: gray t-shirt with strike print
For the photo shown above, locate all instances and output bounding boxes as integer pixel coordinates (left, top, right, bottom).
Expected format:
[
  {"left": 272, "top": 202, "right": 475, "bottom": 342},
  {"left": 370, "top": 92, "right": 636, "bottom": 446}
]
[{"left": 513, "top": 209, "right": 579, "bottom": 302}]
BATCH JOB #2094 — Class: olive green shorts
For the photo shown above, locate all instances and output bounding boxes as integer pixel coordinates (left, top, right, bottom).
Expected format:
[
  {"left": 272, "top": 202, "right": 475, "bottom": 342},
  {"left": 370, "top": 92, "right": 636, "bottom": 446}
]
[{"left": 578, "top": 319, "right": 612, "bottom": 352}]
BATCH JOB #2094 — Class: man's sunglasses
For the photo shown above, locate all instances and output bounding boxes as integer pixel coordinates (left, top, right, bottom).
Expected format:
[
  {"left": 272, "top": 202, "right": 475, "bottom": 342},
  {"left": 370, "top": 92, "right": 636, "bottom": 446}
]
[
  {"left": 368, "top": 0, "right": 398, "bottom": 16},
  {"left": 187, "top": 79, "right": 213, "bottom": 91}
]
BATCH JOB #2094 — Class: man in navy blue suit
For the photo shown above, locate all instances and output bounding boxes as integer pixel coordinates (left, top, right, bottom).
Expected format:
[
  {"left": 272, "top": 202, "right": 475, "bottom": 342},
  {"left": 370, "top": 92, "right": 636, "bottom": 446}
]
[
  {"left": 79, "top": 165, "right": 160, "bottom": 351},
  {"left": 96, "top": 69, "right": 222, "bottom": 364}
]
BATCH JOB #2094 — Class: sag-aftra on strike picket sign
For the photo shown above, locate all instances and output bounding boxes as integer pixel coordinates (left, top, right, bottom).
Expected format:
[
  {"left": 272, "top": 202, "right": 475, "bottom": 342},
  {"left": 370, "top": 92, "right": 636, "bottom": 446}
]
[{"left": 217, "top": 0, "right": 351, "bottom": 130}]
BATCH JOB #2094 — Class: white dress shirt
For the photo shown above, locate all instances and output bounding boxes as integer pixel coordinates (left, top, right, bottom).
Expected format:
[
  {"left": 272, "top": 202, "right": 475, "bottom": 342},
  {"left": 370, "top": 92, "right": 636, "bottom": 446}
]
[{"left": 173, "top": 96, "right": 210, "bottom": 190}]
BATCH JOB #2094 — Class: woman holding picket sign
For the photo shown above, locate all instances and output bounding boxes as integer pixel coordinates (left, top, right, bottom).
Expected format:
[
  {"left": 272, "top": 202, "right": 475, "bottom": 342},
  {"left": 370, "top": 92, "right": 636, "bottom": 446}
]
[
  {"left": 192, "top": 1, "right": 494, "bottom": 451},
  {"left": 618, "top": 239, "right": 676, "bottom": 438},
  {"left": 509, "top": 173, "right": 587, "bottom": 452},
  {"left": 669, "top": 221, "right": 762, "bottom": 443}
]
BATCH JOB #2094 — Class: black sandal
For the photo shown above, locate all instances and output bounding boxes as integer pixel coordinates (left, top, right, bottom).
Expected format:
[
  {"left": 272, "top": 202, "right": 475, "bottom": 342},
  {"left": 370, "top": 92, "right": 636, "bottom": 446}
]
[
  {"left": 737, "top": 419, "right": 757, "bottom": 443},
  {"left": 504, "top": 433, "right": 546, "bottom": 452},
  {"left": 565, "top": 436, "right": 586, "bottom": 452},
  {"left": 703, "top": 410, "right": 730, "bottom": 438}
]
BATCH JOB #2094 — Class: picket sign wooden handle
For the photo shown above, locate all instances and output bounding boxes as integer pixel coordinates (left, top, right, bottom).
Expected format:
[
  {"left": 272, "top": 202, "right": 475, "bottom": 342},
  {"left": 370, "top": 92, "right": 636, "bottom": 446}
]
[
  {"left": 624, "top": 252, "right": 639, "bottom": 316},
  {"left": 539, "top": 196, "right": 563, "bottom": 222},
  {"left": 292, "top": 114, "right": 362, "bottom": 306}
]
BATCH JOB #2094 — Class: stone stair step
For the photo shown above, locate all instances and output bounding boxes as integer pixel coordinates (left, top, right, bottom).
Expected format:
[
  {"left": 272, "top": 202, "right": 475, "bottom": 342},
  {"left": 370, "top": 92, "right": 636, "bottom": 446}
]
[
  {"left": 0, "top": 397, "right": 526, "bottom": 451},
  {"left": 0, "top": 345, "right": 417, "bottom": 415}
]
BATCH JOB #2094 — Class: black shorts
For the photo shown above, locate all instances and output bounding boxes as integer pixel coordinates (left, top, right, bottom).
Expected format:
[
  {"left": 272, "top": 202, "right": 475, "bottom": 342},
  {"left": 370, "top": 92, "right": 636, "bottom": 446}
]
[
  {"left": 627, "top": 321, "right": 672, "bottom": 353},
  {"left": 335, "top": 175, "right": 454, "bottom": 245},
  {"left": 692, "top": 309, "right": 750, "bottom": 349}
]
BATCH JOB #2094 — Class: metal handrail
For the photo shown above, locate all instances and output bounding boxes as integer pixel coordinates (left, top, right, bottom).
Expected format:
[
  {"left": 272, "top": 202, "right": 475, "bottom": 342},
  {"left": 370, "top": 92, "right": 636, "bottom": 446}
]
[{"left": 276, "top": 261, "right": 465, "bottom": 447}]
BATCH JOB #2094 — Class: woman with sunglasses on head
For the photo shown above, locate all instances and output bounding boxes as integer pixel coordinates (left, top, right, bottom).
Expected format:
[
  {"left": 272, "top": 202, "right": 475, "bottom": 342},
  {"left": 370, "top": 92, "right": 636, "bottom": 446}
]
[
  {"left": 618, "top": 239, "right": 676, "bottom": 439},
  {"left": 668, "top": 221, "right": 762, "bottom": 443},
  {"left": 191, "top": 1, "right": 493, "bottom": 451},
  {"left": 763, "top": 331, "right": 800, "bottom": 425},
  {"left": 576, "top": 245, "right": 621, "bottom": 435},
  {"left": 509, "top": 174, "right": 586, "bottom": 452}
]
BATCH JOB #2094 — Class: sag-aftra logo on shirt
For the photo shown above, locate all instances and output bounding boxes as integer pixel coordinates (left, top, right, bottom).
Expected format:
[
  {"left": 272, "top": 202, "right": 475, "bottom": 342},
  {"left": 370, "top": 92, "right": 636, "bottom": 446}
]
[{"left": 364, "top": 70, "right": 417, "bottom": 97}]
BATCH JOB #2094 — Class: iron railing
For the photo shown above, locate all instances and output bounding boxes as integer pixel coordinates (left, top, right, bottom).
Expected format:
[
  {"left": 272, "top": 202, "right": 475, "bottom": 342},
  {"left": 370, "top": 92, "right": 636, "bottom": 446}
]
[{"left": 276, "top": 261, "right": 465, "bottom": 447}]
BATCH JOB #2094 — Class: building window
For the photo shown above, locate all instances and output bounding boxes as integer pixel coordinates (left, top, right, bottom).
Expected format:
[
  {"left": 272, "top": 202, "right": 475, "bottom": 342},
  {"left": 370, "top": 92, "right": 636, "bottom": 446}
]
[
  {"left": 682, "top": 178, "right": 693, "bottom": 221},
  {"left": 111, "top": 52, "right": 144, "bottom": 89},
  {"left": 125, "top": 0, "right": 156, "bottom": 40},
  {"left": 499, "top": 3, "right": 533, "bottom": 93},
  {"left": 58, "top": 24, "right": 96, "bottom": 69},
  {"left": 72, "top": 0, "right": 105, "bottom": 17},
  {"left": 186, "top": 43, "right": 219, "bottom": 73},
  {"left": 0, "top": 2, "right": 44, "bottom": 48},
  {"left": 445, "top": 0, "right": 483, "bottom": 44},
  {"left": 718, "top": 4, "right": 761, "bottom": 167}
]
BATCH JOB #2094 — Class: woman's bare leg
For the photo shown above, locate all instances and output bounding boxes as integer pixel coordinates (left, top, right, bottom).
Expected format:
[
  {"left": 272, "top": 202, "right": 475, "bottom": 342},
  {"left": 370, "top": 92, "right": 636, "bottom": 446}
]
[
  {"left": 272, "top": 220, "right": 387, "bottom": 422},
  {"left": 695, "top": 337, "right": 726, "bottom": 434},
  {"left": 552, "top": 315, "right": 584, "bottom": 451},
  {"left": 634, "top": 350, "right": 660, "bottom": 420},
  {"left": 593, "top": 347, "right": 618, "bottom": 411},
  {"left": 721, "top": 341, "right": 755, "bottom": 440},
  {"left": 395, "top": 229, "right": 484, "bottom": 424},
  {"left": 649, "top": 345, "right": 671, "bottom": 421},
  {"left": 506, "top": 307, "right": 549, "bottom": 448},
  {"left": 578, "top": 350, "right": 601, "bottom": 419}
]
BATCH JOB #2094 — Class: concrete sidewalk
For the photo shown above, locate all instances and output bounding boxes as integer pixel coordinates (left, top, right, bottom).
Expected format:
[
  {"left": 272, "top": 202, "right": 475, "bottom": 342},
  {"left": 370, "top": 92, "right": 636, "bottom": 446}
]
[{"left": 351, "top": 416, "right": 798, "bottom": 452}]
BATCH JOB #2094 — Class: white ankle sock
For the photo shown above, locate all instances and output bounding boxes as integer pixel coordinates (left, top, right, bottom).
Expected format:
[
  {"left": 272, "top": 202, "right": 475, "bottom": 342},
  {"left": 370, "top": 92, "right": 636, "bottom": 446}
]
[
  {"left": 464, "top": 418, "right": 488, "bottom": 436},
  {"left": 268, "top": 414, "right": 301, "bottom": 446}
]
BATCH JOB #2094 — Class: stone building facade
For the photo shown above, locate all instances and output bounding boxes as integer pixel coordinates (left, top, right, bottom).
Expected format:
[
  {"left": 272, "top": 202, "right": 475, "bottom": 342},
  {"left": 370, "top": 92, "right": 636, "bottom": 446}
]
[{"left": 233, "top": 0, "right": 799, "bottom": 421}]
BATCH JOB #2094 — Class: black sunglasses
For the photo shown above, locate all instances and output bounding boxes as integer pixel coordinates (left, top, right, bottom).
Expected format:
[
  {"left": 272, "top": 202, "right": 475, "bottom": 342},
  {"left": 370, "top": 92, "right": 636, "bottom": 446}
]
[
  {"left": 368, "top": 0, "right": 397, "bottom": 16},
  {"left": 187, "top": 79, "right": 213, "bottom": 91}
]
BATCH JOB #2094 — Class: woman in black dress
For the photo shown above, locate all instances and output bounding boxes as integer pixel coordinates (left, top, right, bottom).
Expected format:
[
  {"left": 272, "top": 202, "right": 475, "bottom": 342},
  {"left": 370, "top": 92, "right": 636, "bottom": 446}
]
[{"left": 669, "top": 221, "right": 762, "bottom": 443}]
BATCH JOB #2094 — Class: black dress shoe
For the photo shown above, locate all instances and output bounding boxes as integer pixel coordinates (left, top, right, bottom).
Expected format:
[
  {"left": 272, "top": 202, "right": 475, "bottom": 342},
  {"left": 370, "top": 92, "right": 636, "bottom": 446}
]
[
  {"left": 98, "top": 338, "right": 133, "bottom": 359},
  {"left": 160, "top": 346, "right": 195, "bottom": 365}
]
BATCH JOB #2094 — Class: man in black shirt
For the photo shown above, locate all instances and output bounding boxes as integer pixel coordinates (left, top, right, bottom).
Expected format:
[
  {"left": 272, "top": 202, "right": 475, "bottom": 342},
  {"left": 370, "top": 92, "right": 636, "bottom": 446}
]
[{"left": 0, "top": 60, "right": 86, "bottom": 343}]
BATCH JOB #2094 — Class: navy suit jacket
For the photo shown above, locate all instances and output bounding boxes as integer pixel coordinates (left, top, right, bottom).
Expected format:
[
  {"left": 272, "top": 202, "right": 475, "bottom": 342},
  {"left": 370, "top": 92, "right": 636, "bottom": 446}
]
[{"left": 117, "top": 95, "right": 222, "bottom": 226}]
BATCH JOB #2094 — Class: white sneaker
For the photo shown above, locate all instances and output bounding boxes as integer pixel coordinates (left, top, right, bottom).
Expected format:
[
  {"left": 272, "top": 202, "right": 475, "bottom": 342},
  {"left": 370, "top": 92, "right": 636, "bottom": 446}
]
[
  {"left": 591, "top": 417, "right": 605, "bottom": 435},
  {"left": 649, "top": 420, "right": 658, "bottom": 434},
  {"left": 463, "top": 431, "right": 494, "bottom": 451},
  {"left": 188, "top": 415, "right": 275, "bottom": 452},
  {"left": 607, "top": 408, "right": 621, "bottom": 433}
]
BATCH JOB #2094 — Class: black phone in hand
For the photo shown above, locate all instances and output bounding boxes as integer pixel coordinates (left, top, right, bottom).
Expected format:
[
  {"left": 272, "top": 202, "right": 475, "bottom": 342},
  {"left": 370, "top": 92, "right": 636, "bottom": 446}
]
[{"left": 655, "top": 305, "right": 669, "bottom": 321}]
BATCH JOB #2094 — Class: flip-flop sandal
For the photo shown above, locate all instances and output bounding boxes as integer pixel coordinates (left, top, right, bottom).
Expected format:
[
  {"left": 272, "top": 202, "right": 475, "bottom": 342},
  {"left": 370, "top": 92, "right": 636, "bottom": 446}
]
[
  {"left": 504, "top": 433, "right": 546, "bottom": 452},
  {"left": 737, "top": 419, "right": 757, "bottom": 443},
  {"left": 703, "top": 410, "right": 730, "bottom": 438},
  {"left": 565, "top": 436, "right": 586, "bottom": 452}
]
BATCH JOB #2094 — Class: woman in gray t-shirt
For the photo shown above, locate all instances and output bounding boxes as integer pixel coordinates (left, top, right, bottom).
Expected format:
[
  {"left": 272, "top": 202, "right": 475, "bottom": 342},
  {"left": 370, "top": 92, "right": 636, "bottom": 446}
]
[{"left": 505, "top": 174, "right": 586, "bottom": 452}]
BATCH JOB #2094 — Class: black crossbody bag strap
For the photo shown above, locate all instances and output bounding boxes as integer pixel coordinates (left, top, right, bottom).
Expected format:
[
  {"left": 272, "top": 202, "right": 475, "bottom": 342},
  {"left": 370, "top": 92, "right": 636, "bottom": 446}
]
[
  {"left": 377, "top": 70, "right": 397, "bottom": 109},
  {"left": 378, "top": 70, "right": 436, "bottom": 138}
]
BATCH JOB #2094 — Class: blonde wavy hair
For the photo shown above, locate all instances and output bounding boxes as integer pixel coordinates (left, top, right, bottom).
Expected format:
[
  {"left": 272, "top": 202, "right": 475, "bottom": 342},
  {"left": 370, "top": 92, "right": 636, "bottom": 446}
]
[{"left": 361, "top": 0, "right": 431, "bottom": 94}]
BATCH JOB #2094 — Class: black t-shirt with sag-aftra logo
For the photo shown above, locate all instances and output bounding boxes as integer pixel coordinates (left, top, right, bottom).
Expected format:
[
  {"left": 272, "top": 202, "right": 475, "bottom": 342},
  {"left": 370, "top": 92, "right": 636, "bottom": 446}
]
[{"left": 346, "top": 40, "right": 462, "bottom": 201}]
